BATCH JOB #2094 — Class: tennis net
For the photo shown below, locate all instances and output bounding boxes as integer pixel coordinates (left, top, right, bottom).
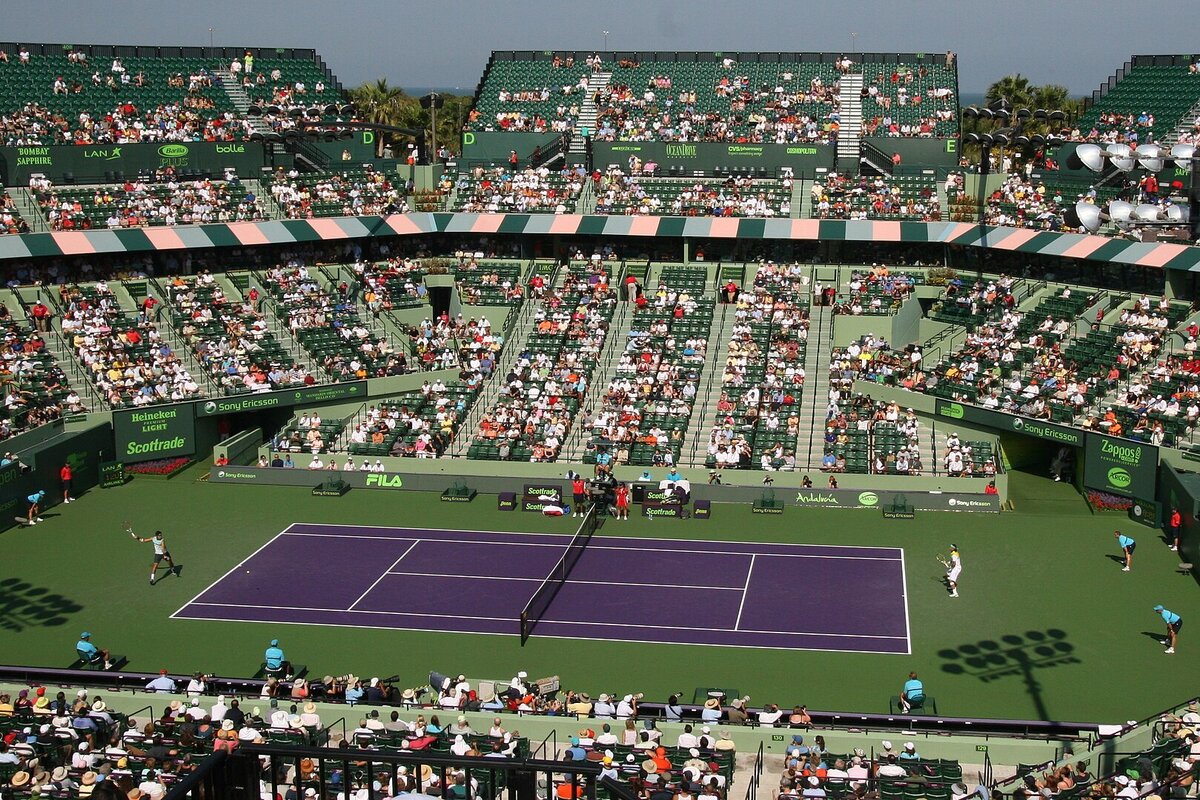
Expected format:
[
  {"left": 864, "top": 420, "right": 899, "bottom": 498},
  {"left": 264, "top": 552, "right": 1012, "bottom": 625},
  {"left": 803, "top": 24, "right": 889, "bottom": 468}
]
[{"left": 519, "top": 503, "right": 601, "bottom": 644}]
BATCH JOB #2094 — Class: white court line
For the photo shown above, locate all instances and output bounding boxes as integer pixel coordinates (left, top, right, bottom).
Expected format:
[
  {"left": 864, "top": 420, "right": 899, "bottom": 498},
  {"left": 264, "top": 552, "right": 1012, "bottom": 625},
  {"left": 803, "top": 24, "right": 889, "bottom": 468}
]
[
  {"left": 181, "top": 600, "right": 907, "bottom": 640},
  {"left": 347, "top": 540, "right": 420, "bottom": 610},
  {"left": 167, "top": 613, "right": 908, "bottom": 655},
  {"left": 279, "top": 531, "right": 901, "bottom": 561},
  {"left": 899, "top": 548, "right": 913, "bottom": 656},
  {"left": 734, "top": 554, "right": 756, "bottom": 631},
  {"left": 169, "top": 528, "right": 292, "bottom": 620},
  {"left": 383, "top": 570, "right": 744, "bottom": 591},
  {"left": 286, "top": 521, "right": 904, "bottom": 555}
]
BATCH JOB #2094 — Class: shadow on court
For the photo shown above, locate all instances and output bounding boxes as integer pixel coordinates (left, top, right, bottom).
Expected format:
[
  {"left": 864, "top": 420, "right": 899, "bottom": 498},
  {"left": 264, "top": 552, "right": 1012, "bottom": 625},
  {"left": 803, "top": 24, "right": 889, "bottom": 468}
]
[
  {"left": 0, "top": 577, "right": 82, "bottom": 632},
  {"left": 1140, "top": 631, "right": 1169, "bottom": 645},
  {"left": 939, "top": 629, "right": 1077, "bottom": 721}
]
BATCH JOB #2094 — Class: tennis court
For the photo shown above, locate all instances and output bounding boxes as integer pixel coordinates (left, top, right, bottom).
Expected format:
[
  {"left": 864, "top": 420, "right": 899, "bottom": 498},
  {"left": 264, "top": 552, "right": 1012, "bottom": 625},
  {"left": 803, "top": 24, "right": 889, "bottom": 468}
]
[{"left": 173, "top": 522, "right": 911, "bottom": 653}]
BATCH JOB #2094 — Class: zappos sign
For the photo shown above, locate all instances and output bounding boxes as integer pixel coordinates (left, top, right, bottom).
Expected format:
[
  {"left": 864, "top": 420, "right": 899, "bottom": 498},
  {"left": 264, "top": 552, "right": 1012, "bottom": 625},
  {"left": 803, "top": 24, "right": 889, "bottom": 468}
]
[{"left": 1084, "top": 433, "right": 1157, "bottom": 499}]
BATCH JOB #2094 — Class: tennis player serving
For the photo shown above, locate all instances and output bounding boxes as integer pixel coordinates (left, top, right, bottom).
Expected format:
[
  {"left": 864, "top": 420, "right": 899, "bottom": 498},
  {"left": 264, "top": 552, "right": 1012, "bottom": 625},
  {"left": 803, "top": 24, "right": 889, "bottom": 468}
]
[{"left": 133, "top": 528, "right": 177, "bottom": 585}]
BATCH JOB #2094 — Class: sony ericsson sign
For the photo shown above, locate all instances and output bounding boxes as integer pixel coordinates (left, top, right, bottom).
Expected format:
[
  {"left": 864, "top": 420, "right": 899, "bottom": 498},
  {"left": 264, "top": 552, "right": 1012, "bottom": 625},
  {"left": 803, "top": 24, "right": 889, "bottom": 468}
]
[
  {"left": 1084, "top": 433, "right": 1158, "bottom": 499},
  {"left": 934, "top": 400, "right": 1084, "bottom": 447},
  {"left": 195, "top": 381, "right": 365, "bottom": 416},
  {"left": 113, "top": 407, "right": 196, "bottom": 463}
]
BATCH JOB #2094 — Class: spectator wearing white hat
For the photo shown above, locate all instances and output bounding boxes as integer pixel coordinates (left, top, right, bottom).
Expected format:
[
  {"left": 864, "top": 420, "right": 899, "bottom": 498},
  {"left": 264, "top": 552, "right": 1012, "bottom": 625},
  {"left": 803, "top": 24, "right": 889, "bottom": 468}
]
[
  {"left": 701, "top": 699, "right": 721, "bottom": 723},
  {"left": 210, "top": 695, "right": 228, "bottom": 722},
  {"left": 185, "top": 698, "right": 206, "bottom": 721},
  {"left": 899, "top": 742, "right": 920, "bottom": 761},
  {"left": 593, "top": 694, "right": 616, "bottom": 718},
  {"left": 616, "top": 694, "right": 638, "bottom": 719}
]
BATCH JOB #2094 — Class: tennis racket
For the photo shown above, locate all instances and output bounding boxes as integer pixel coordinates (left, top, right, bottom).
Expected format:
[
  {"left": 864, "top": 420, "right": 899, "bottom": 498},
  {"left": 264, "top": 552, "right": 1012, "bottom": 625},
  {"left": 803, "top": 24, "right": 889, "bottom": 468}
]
[
  {"left": 936, "top": 555, "right": 951, "bottom": 569},
  {"left": 125, "top": 521, "right": 136, "bottom": 539}
]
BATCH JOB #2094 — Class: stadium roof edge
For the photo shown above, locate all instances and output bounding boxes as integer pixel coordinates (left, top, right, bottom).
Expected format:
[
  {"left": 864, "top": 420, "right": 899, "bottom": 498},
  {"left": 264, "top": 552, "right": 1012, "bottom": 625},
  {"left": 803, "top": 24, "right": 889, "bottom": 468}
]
[{"left": 1, "top": 214, "right": 1198, "bottom": 269}]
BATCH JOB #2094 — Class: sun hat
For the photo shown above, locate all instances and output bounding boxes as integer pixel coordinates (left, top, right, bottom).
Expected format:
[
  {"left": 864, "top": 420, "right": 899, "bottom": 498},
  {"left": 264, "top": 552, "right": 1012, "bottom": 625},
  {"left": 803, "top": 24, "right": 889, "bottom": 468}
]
[
  {"left": 419, "top": 765, "right": 434, "bottom": 783},
  {"left": 81, "top": 772, "right": 97, "bottom": 786},
  {"left": 642, "top": 759, "right": 658, "bottom": 774},
  {"left": 704, "top": 698, "right": 719, "bottom": 709},
  {"left": 221, "top": 719, "right": 235, "bottom": 731},
  {"left": 304, "top": 702, "right": 317, "bottom": 714},
  {"left": 51, "top": 767, "right": 68, "bottom": 782},
  {"left": 11, "top": 771, "right": 30, "bottom": 787}
]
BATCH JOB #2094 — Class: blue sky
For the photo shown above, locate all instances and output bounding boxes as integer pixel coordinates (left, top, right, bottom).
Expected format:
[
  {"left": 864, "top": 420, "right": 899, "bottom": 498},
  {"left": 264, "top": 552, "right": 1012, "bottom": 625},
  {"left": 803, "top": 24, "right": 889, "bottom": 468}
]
[{"left": 6, "top": 0, "right": 1200, "bottom": 95}]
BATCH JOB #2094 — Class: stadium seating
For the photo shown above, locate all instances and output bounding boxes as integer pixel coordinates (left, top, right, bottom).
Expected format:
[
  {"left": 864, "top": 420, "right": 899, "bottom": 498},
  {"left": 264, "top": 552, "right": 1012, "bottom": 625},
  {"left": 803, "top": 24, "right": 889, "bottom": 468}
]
[
  {"left": 260, "top": 265, "right": 409, "bottom": 378},
  {"left": 0, "top": 44, "right": 338, "bottom": 146},
  {"left": 595, "top": 173, "right": 792, "bottom": 217},
  {"left": 271, "top": 167, "right": 409, "bottom": 218},
  {"left": 466, "top": 262, "right": 616, "bottom": 462},
  {"left": 32, "top": 177, "right": 267, "bottom": 230},
  {"left": 860, "top": 61, "right": 959, "bottom": 137},
  {"left": 56, "top": 281, "right": 202, "bottom": 408},
  {"left": 161, "top": 272, "right": 315, "bottom": 394},
  {"left": 0, "top": 191, "right": 31, "bottom": 234},
  {"left": 469, "top": 54, "right": 591, "bottom": 133},
  {"left": 811, "top": 173, "right": 939, "bottom": 220},
  {"left": 340, "top": 382, "right": 480, "bottom": 459},
  {"left": 1070, "top": 62, "right": 1200, "bottom": 144},
  {"left": 582, "top": 266, "right": 714, "bottom": 468},
  {"left": 706, "top": 262, "right": 808, "bottom": 471},
  {"left": 0, "top": 309, "right": 80, "bottom": 437},
  {"left": 450, "top": 165, "right": 582, "bottom": 213}
]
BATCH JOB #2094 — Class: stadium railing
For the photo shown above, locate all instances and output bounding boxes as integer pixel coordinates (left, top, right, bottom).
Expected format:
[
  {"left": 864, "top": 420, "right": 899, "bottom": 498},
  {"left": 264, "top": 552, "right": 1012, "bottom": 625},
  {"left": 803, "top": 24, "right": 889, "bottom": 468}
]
[{"left": 0, "top": 663, "right": 1103, "bottom": 743}]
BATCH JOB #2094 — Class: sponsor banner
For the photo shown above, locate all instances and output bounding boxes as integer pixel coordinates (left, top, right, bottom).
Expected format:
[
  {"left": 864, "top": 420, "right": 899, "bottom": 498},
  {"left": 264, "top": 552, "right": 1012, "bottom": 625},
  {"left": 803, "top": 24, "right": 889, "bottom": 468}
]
[
  {"left": 195, "top": 381, "right": 366, "bottom": 417},
  {"left": 643, "top": 502, "right": 686, "bottom": 518},
  {"left": 113, "top": 406, "right": 196, "bottom": 462},
  {"left": 0, "top": 141, "right": 268, "bottom": 184},
  {"left": 751, "top": 504, "right": 784, "bottom": 514},
  {"left": 592, "top": 141, "right": 835, "bottom": 177},
  {"left": 792, "top": 487, "right": 999, "bottom": 512},
  {"left": 934, "top": 399, "right": 1085, "bottom": 447},
  {"left": 1084, "top": 433, "right": 1158, "bottom": 499},
  {"left": 882, "top": 509, "right": 916, "bottom": 519},
  {"left": 99, "top": 461, "right": 126, "bottom": 488},
  {"left": 363, "top": 473, "right": 404, "bottom": 490},
  {"left": 523, "top": 484, "right": 563, "bottom": 504}
]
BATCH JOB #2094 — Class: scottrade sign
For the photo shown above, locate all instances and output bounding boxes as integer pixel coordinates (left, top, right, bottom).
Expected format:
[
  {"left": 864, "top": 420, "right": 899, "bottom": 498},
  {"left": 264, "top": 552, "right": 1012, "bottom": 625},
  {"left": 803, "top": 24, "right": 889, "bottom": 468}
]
[{"left": 113, "top": 407, "right": 196, "bottom": 462}]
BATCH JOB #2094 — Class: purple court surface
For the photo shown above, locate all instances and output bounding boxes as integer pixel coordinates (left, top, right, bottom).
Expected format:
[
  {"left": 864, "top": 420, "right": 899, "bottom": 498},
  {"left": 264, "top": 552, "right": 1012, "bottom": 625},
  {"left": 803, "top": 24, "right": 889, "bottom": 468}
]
[{"left": 173, "top": 523, "right": 911, "bottom": 653}]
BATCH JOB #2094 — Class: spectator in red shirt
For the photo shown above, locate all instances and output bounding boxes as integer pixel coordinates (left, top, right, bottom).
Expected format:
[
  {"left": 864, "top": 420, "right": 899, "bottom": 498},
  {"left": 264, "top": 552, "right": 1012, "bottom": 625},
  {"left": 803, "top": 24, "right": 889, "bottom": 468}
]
[
  {"left": 60, "top": 462, "right": 74, "bottom": 504},
  {"left": 30, "top": 302, "right": 50, "bottom": 332}
]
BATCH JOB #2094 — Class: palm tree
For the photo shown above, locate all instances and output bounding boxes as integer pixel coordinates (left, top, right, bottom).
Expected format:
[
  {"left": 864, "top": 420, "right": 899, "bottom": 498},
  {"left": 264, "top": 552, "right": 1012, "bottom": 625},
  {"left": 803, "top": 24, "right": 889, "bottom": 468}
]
[
  {"left": 348, "top": 79, "right": 408, "bottom": 157},
  {"left": 986, "top": 74, "right": 1034, "bottom": 111}
]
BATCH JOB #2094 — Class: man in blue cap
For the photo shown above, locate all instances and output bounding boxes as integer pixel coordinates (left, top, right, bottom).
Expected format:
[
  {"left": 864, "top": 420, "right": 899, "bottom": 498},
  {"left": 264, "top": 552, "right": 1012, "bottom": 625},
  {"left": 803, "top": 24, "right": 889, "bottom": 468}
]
[
  {"left": 1114, "top": 530, "right": 1136, "bottom": 572},
  {"left": 25, "top": 489, "right": 45, "bottom": 526},
  {"left": 264, "top": 638, "right": 292, "bottom": 678},
  {"left": 1153, "top": 605, "right": 1182, "bottom": 654},
  {"left": 75, "top": 632, "right": 110, "bottom": 669}
]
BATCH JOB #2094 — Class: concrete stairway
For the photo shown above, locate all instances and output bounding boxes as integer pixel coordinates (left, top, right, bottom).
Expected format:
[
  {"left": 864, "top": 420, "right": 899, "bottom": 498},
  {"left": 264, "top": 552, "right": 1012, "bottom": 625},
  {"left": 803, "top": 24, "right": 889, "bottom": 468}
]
[
  {"left": 796, "top": 302, "right": 833, "bottom": 470},
  {"left": 560, "top": 301, "right": 631, "bottom": 462},
  {"left": 11, "top": 187, "right": 49, "bottom": 232},
  {"left": 836, "top": 73, "right": 864, "bottom": 172},
  {"left": 569, "top": 71, "right": 611, "bottom": 157},
  {"left": 681, "top": 304, "right": 739, "bottom": 467},
  {"left": 215, "top": 70, "right": 272, "bottom": 137},
  {"left": 446, "top": 298, "right": 542, "bottom": 458}
]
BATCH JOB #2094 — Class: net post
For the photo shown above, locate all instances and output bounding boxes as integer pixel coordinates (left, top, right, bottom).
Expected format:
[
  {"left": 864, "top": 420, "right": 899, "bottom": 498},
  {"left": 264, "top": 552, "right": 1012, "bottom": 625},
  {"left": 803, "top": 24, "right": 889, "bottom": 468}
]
[{"left": 519, "top": 612, "right": 529, "bottom": 645}]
